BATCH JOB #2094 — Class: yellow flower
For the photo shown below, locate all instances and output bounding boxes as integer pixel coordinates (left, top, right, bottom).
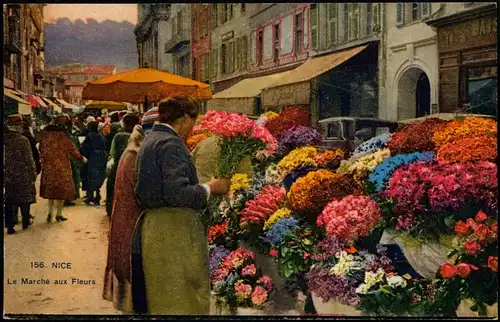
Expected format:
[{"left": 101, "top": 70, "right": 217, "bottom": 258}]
[
  {"left": 277, "top": 146, "right": 319, "bottom": 175},
  {"left": 261, "top": 111, "right": 279, "bottom": 119},
  {"left": 264, "top": 208, "right": 291, "bottom": 230},
  {"left": 230, "top": 173, "right": 252, "bottom": 192}
]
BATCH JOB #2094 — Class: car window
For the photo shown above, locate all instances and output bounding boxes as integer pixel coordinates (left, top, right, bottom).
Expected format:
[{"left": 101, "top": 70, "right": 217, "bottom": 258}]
[
  {"left": 327, "top": 123, "right": 343, "bottom": 139},
  {"left": 375, "top": 127, "right": 391, "bottom": 136}
]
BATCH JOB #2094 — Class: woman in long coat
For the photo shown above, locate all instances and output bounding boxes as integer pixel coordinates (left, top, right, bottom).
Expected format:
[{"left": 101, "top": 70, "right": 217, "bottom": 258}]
[
  {"left": 131, "top": 97, "right": 230, "bottom": 315},
  {"left": 80, "top": 121, "right": 107, "bottom": 206},
  {"left": 103, "top": 125, "right": 145, "bottom": 312},
  {"left": 4, "top": 116, "right": 37, "bottom": 234},
  {"left": 105, "top": 114, "right": 140, "bottom": 217},
  {"left": 39, "top": 115, "right": 85, "bottom": 222},
  {"left": 65, "top": 118, "right": 83, "bottom": 205}
]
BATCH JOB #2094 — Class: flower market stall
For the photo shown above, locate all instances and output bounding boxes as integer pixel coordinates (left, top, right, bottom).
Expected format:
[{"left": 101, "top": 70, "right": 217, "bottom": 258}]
[{"left": 186, "top": 108, "right": 498, "bottom": 317}]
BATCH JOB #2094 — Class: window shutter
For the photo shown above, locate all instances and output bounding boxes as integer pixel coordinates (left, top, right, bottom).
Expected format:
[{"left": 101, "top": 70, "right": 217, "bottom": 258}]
[
  {"left": 366, "top": 3, "right": 372, "bottom": 36},
  {"left": 231, "top": 41, "right": 235, "bottom": 73},
  {"left": 250, "top": 31, "right": 256, "bottom": 64},
  {"left": 348, "top": 5, "right": 353, "bottom": 40},
  {"left": 373, "top": 3, "right": 380, "bottom": 28},
  {"left": 327, "top": 4, "right": 337, "bottom": 46},
  {"left": 343, "top": 4, "right": 349, "bottom": 42},
  {"left": 396, "top": 3, "right": 404, "bottom": 26},
  {"left": 235, "top": 37, "right": 241, "bottom": 71},
  {"left": 303, "top": 8, "right": 309, "bottom": 49},
  {"left": 421, "top": 3, "right": 430, "bottom": 19},
  {"left": 310, "top": 4, "right": 318, "bottom": 49},
  {"left": 242, "top": 36, "right": 247, "bottom": 71},
  {"left": 353, "top": 4, "right": 359, "bottom": 39}
]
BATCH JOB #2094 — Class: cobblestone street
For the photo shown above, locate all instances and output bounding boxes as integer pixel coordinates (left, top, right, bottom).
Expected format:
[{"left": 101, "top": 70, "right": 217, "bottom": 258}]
[{"left": 4, "top": 179, "right": 120, "bottom": 315}]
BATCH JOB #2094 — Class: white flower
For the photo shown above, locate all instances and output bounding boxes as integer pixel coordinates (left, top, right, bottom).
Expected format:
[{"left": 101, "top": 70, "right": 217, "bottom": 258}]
[
  {"left": 386, "top": 275, "right": 407, "bottom": 288},
  {"left": 356, "top": 283, "right": 371, "bottom": 294},
  {"left": 364, "top": 268, "right": 385, "bottom": 287}
]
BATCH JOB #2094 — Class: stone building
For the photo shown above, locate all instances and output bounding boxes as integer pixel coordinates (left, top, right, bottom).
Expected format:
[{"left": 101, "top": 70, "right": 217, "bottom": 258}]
[
  {"left": 259, "top": 3, "right": 383, "bottom": 124},
  {"left": 135, "top": 4, "right": 173, "bottom": 72},
  {"left": 383, "top": 2, "right": 497, "bottom": 121},
  {"left": 164, "top": 4, "right": 191, "bottom": 78},
  {"left": 4, "top": 4, "right": 45, "bottom": 95},
  {"left": 191, "top": 4, "right": 211, "bottom": 83}
]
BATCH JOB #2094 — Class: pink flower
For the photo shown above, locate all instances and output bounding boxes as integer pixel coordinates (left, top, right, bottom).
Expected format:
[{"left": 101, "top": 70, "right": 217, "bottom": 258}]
[
  {"left": 235, "top": 281, "right": 253, "bottom": 300},
  {"left": 269, "top": 249, "right": 278, "bottom": 257},
  {"left": 241, "top": 264, "right": 257, "bottom": 276},
  {"left": 251, "top": 286, "right": 269, "bottom": 306},
  {"left": 257, "top": 276, "right": 273, "bottom": 292}
]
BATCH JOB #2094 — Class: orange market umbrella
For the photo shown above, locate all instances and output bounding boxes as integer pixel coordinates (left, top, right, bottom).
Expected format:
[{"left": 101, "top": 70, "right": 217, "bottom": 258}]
[{"left": 82, "top": 68, "right": 212, "bottom": 110}]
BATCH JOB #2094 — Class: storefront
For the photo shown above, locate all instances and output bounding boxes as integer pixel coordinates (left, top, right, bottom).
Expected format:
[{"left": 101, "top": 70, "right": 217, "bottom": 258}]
[{"left": 427, "top": 4, "right": 497, "bottom": 116}]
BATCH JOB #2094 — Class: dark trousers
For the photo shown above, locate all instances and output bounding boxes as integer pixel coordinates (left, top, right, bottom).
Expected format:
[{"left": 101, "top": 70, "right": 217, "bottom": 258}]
[
  {"left": 86, "top": 189, "right": 101, "bottom": 202},
  {"left": 5, "top": 203, "right": 31, "bottom": 229}
]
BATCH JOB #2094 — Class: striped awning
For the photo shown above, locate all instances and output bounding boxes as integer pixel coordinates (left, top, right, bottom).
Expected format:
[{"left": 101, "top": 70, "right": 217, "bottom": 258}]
[
  {"left": 43, "top": 98, "right": 62, "bottom": 113},
  {"left": 4, "top": 88, "right": 32, "bottom": 115}
]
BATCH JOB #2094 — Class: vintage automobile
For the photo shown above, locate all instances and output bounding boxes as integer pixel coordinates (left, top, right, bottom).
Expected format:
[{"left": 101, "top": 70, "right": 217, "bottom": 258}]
[{"left": 317, "top": 117, "right": 398, "bottom": 152}]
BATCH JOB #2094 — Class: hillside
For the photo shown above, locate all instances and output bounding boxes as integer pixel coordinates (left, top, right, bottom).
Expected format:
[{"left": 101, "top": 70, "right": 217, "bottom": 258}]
[{"left": 44, "top": 18, "right": 137, "bottom": 72}]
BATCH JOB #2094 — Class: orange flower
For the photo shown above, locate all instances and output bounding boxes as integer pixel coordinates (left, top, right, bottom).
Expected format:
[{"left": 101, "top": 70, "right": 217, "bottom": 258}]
[
  {"left": 433, "top": 118, "right": 497, "bottom": 148},
  {"left": 345, "top": 244, "right": 357, "bottom": 254},
  {"left": 436, "top": 136, "right": 497, "bottom": 164},
  {"left": 187, "top": 133, "right": 211, "bottom": 151}
]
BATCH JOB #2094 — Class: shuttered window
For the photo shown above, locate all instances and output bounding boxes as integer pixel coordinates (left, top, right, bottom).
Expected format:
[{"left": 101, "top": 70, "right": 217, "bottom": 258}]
[
  {"left": 303, "top": 8, "right": 309, "bottom": 49},
  {"left": 250, "top": 32, "right": 256, "bottom": 64},
  {"left": 221, "top": 44, "right": 227, "bottom": 74},
  {"left": 235, "top": 37, "right": 241, "bottom": 71},
  {"left": 352, "top": 4, "right": 360, "bottom": 40},
  {"left": 231, "top": 41, "right": 236, "bottom": 73},
  {"left": 310, "top": 4, "right": 318, "bottom": 49},
  {"left": 366, "top": 3, "right": 372, "bottom": 35},
  {"left": 211, "top": 49, "right": 217, "bottom": 79},
  {"left": 343, "top": 4, "right": 349, "bottom": 42},
  {"left": 373, "top": 3, "right": 380, "bottom": 28},
  {"left": 421, "top": 3, "right": 430, "bottom": 19},
  {"left": 396, "top": 3, "right": 404, "bottom": 26},
  {"left": 241, "top": 36, "right": 247, "bottom": 71},
  {"left": 274, "top": 23, "right": 280, "bottom": 62},
  {"left": 211, "top": 4, "right": 217, "bottom": 29},
  {"left": 327, "top": 3, "right": 337, "bottom": 46}
]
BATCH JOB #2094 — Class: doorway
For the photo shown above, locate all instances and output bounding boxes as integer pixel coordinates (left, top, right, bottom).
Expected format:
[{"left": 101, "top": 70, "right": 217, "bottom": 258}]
[
  {"left": 416, "top": 73, "right": 431, "bottom": 117},
  {"left": 397, "top": 67, "right": 431, "bottom": 120}
]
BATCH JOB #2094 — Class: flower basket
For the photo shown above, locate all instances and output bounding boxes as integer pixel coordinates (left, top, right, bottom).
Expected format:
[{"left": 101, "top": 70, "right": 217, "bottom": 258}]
[
  {"left": 456, "top": 299, "right": 498, "bottom": 318},
  {"left": 380, "top": 230, "right": 453, "bottom": 280},
  {"left": 311, "top": 293, "right": 362, "bottom": 316}
]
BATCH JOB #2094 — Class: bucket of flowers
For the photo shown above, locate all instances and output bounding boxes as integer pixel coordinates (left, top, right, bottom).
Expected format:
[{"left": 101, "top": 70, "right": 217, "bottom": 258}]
[
  {"left": 436, "top": 211, "right": 498, "bottom": 317},
  {"left": 209, "top": 247, "right": 274, "bottom": 315}
]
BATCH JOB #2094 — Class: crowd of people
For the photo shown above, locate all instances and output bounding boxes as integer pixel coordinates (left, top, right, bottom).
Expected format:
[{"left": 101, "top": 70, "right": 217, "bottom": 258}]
[{"left": 4, "top": 97, "right": 232, "bottom": 315}]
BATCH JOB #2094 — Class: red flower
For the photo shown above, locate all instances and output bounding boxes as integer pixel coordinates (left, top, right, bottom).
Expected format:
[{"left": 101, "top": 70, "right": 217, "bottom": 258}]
[
  {"left": 466, "top": 218, "right": 476, "bottom": 228},
  {"left": 440, "top": 263, "right": 457, "bottom": 279},
  {"left": 289, "top": 241, "right": 295, "bottom": 246},
  {"left": 474, "top": 224, "right": 490, "bottom": 240},
  {"left": 269, "top": 249, "right": 278, "bottom": 257},
  {"left": 464, "top": 240, "right": 481, "bottom": 256},
  {"left": 456, "top": 263, "right": 479, "bottom": 278},
  {"left": 454, "top": 220, "right": 470, "bottom": 236},
  {"left": 475, "top": 210, "right": 488, "bottom": 223},
  {"left": 303, "top": 252, "right": 310, "bottom": 259},
  {"left": 488, "top": 256, "right": 498, "bottom": 272}
]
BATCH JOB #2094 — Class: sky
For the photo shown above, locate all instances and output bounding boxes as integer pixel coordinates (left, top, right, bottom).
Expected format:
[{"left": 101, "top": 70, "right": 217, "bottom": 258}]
[{"left": 44, "top": 4, "right": 138, "bottom": 25}]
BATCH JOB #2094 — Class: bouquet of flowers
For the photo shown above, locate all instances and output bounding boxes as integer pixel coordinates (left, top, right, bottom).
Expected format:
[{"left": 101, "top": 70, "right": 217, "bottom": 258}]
[
  {"left": 210, "top": 247, "right": 274, "bottom": 310},
  {"left": 288, "top": 170, "right": 354, "bottom": 216},
  {"left": 264, "top": 208, "right": 292, "bottom": 231},
  {"left": 187, "top": 132, "right": 211, "bottom": 151},
  {"left": 436, "top": 211, "right": 498, "bottom": 316},
  {"left": 277, "top": 146, "right": 318, "bottom": 176},
  {"left": 436, "top": 136, "right": 497, "bottom": 164},
  {"left": 314, "top": 149, "right": 346, "bottom": 171},
  {"left": 240, "top": 185, "right": 287, "bottom": 228},
  {"left": 383, "top": 161, "right": 498, "bottom": 239},
  {"left": 351, "top": 133, "right": 391, "bottom": 159},
  {"left": 387, "top": 118, "right": 449, "bottom": 155},
  {"left": 278, "top": 125, "right": 322, "bottom": 155},
  {"left": 316, "top": 195, "right": 382, "bottom": 243},
  {"left": 194, "top": 111, "right": 277, "bottom": 178},
  {"left": 432, "top": 117, "right": 497, "bottom": 149},
  {"left": 367, "top": 152, "right": 435, "bottom": 193},
  {"left": 265, "top": 107, "right": 310, "bottom": 138},
  {"left": 306, "top": 243, "right": 394, "bottom": 309}
]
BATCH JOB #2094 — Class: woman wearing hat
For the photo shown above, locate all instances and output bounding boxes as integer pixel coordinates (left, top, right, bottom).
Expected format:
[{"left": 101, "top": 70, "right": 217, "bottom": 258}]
[
  {"left": 39, "top": 115, "right": 87, "bottom": 222},
  {"left": 4, "top": 115, "right": 38, "bottom": 234}
]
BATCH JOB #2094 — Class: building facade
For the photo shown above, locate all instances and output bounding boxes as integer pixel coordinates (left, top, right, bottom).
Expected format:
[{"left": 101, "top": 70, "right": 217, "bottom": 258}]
[
  {"left": 164, "top": 4, "right": 191, "bottom": 78},
  {"left": 209, "top": 3, "right": 252, "bottom": 93},
  {"left": 63, "top": 79, "right": 84, "bottom": 106},
  {"left": 4, "top": 4, "right": 45, "bottom": 95},
  {"left": 191, "top": 4, "right": 211, "bottom": 83},
  {"left": 135, "top": 4, "right": 173, "bottom": 72}
]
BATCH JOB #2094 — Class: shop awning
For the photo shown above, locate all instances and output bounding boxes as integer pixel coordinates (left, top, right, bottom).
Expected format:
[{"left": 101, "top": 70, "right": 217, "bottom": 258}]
[
  {"left": 4, "top": 88, "right": 32, "bottom": 115},
  {"left": 207, "top": 71, "right": 293, "bottom": 115},
  {"left": 43, "top": 98, "right": 62, "bottom": 113},
  {"left": 56, "top": 98, "right": 75, "bottom": 109},
  {"left": 261, "top": 45, "right": 368, "bottom": 108},
  {"left": 27, "top": 95, "right": 48, "bottom": 108},
  {"left": 35, "top": 96, "right": 48, "bottom": 108}
]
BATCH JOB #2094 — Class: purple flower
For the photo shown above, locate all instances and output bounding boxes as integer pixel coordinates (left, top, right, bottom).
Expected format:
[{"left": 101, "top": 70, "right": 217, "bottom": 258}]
[
  {"left": 209, "top": 246, "right": 231, "bottom": 274},
  {"left": 306, "top": 267, "right": 361, "bottom": 306},
  {"left": 278, "top": 125, "right": 322, "bottom": 155},
  {"left": 310, "top": 236, "right": 345, "bottom": 262}
]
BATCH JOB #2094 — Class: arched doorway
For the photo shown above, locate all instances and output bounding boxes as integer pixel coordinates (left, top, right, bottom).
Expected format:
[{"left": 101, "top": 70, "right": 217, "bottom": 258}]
[{"left": 397, "top": 67, "right": 431, "bottom": 120}]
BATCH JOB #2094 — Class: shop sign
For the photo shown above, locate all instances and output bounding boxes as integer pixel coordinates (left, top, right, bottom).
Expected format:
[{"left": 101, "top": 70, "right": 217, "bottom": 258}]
[{"left": 439, "top": 15, "right": 497, "bottom": 52}]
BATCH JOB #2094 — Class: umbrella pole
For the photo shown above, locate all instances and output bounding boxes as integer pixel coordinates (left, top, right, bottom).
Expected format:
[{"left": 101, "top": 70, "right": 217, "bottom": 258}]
[{"left": 144, "top": 96, "right": 148, "bottom": 113}]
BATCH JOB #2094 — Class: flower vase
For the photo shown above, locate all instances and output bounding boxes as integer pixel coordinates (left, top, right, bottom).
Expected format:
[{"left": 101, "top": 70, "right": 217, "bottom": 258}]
[
  {"left": 456, "top": 299, "right": 498, "bottom": 318},
  {"left": 311, "top": 293, "right": 362, "bottom": 316},
  {"left": 379, "top": 230, "right": 452, "bottom": 280}
]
